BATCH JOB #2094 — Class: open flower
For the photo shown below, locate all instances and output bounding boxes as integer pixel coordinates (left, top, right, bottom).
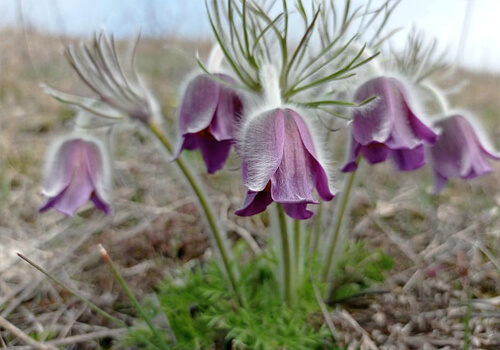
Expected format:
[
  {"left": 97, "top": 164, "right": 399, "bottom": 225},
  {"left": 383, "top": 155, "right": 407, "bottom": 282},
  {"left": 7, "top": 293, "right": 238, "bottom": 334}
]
[
  {"left": 342, "top": 77, "right": 438, "bottom": 172},
  {"left": 173, "top": 73, "right": 243, "bottom": 174},
  {"left": 40, "top": 135, "right": 112, "bottom": 216},
  {"left": 429, "top": 114, "right": 500, "bottom": 192},
  {"left": 235, "top": 108, "right": 334, "bottom": 220}
]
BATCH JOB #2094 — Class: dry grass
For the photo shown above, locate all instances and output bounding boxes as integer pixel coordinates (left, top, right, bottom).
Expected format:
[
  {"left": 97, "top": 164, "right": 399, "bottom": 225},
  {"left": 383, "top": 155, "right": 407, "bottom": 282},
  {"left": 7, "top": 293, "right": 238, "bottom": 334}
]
[{"left": 1, "top": 28, "right": 500, "bottom": 349}]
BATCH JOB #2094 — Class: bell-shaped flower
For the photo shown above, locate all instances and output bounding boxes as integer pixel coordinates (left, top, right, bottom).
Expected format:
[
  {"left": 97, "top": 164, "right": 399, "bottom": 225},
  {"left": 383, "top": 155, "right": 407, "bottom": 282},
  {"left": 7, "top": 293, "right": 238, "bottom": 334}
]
[
  {"left": 342, "top": 77, "right": 438, "bottom": 172},
  {"left": 173, "top": 73, "right": 243, "bottom": 174},
  {"left": 429, "top": 114, "right": 500, "bottom": 192},
  {"left": 40, "top": 135, "right": 112, "bottom": 216},
  {"left": 235, "top": 108, "right": 334, "bottom": 220}
]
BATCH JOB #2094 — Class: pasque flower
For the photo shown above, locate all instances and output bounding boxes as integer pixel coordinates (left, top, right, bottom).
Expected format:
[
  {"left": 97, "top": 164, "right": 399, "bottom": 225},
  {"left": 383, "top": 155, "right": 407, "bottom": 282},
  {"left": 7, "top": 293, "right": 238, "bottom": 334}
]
[
  {"left": 173, "top": 73, "right": 243, "bottom": 174},
  {"left": 429, "top": 114, "right": 500, "bottom": 192},
  {"left": 40, "top": 135, "right": 112, "bottom": 216},
  {"left": 235, "top": 108, "right": 334, "bottom": 220},
  {"left": 342, "top": 76, "right": 438, "bottom": 172}
]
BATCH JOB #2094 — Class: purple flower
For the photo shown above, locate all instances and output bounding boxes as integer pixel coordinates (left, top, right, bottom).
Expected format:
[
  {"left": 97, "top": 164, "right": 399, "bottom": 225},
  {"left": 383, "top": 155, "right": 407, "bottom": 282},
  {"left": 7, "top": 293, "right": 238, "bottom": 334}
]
[
  {"left": 235, "top": 108, "right": 334, "bottom": 220},
  {"left": 429, "top": 114, "right": 500, "bottom": 192},
  {"left": 40, "top": 136, "right": 111, "bottom": 216},
  {"left": 342, "top": 77, "right": 438, "bottom": 172},
  {"left": 174, "top": 73, "right": 243, "bottom": 174}
]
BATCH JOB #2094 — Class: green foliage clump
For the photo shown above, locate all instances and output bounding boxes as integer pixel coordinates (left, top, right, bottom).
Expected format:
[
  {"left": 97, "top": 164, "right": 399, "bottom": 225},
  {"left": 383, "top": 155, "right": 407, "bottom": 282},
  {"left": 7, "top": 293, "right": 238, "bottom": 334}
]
[
  {"left": 330, "top": 241, "right": 394, "bottom": 302},
  {"left": 124, "top": 252, "right": 333, "bottom": 350},
  {"left": 124, "top": 240, "right": 393, "bottom": 349}
]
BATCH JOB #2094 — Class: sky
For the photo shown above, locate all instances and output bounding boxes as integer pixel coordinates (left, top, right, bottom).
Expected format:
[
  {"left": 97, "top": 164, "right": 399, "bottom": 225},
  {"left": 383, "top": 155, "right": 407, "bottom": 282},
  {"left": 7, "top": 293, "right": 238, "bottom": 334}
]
[{"left": 0, "top": 0, "right": 499, "bottom": 72}]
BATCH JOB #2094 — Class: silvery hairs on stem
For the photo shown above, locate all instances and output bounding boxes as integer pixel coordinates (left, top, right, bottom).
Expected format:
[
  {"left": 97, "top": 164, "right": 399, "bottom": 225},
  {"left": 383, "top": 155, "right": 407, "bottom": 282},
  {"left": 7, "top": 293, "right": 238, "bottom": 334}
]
[{"left": 42, "top": 31, "right": 161, "bottom": 126}]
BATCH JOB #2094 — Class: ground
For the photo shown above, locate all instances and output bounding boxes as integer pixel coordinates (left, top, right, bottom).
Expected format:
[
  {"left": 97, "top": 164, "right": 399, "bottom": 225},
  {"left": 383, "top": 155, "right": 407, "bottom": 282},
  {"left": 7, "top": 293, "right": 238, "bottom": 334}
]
[{"left": 1, "top": 29, "right": 500, "bottom": 349}]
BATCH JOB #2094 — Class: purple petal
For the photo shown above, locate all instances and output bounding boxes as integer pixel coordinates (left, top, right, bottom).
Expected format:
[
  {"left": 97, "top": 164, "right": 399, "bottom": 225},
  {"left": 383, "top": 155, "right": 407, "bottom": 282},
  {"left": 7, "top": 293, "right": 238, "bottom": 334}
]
[
  {"left": 433, "top": 171, "right": 449, "bottom": 193},
  {"left": 360, "top": 142, "right": 391, "bottom": 165},
  {"left": 289, "top": 109, "right": 334, "bottom": 201},
  {"left": 197, "top": 136, "right": 232, "bottom": 174},
  {"left": 392, "top": 145, "right": 426, "bottom": 171},
  {"left": 241, "top": 109, "right": 285, "bottom": 191},
  {"left": 341, "top": 138, "right": 361, "bottom": 173},
  {"left": 282, "top": 203, "right": 314, "bottom": 220},
  {"left": 352, "top": 78, "right": 394, "bottom": 145},
  {"left": 392, "top": 79, "right": 437, "bottom": 145},
  {"left": 210, "top": 74, "right": 243, "bottom": 141},
  {"left": 270, "top": 111, "right": 316, "bottom": 203},
  {"left": 178, "top": 74, "right": 220, "bottom": 135},
  {"left": 235, "top": 190, "right": 273, "bottom": 217},
  {"left": 91, "top": 193, "right": 111, "bottom": 214}
]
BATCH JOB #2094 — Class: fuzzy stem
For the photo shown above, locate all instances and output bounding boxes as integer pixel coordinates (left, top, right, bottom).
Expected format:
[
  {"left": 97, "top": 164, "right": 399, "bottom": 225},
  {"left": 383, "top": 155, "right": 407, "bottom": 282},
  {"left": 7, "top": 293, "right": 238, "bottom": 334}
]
[
  {"left": 294, "top": 219, "right": 301, "bottom": 281},
  {"left": 322, "top": 158, "right": 360, "bottom": 284},
  {"left": 17, "top": 253, "right": 126, "bottom": 328},
  {"left": 277, "top": 205, "right": 293, "bottom": 306},
  {"left": 148, "top": 121, "right": 242, "bottom": 306},
  {"left": 421, "top": 82, "right": 449, "bottom": 114},
  {"left": 99, "top": 245, "right": 169, "bottom": 349}
]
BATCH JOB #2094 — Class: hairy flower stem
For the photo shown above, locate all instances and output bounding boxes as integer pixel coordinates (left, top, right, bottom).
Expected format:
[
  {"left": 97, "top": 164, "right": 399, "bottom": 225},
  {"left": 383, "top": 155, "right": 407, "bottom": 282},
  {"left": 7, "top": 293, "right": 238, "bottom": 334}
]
[
  {"left": 294, "top": 219, "right": 301, "bottom": 281},
  {"left": 278, "top": 205, "right": 294, "bottom": 306},
  {"left": 322, "top": 157, "right": 360, "bottom": 285},
  {"left": 99, "top": 245, "right": 169, "bottom": 349},
  {"left": 149, "top": 121, "right": 243, "bottom": 307}
]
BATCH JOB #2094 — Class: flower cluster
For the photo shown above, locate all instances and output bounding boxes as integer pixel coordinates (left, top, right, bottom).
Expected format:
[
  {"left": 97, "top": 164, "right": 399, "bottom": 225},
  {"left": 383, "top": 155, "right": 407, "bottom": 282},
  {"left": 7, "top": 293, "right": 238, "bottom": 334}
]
[{"left": 39, "top": 2, "right": 499, "bottom": 223}]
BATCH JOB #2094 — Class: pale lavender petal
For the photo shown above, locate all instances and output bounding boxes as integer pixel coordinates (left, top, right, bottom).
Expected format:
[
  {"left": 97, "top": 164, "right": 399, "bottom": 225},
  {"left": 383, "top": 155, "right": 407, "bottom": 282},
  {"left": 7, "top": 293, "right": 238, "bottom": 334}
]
[
  {"left": 270, "top": 112, "right": 316, "bottom": 203},
  {"left": 289, "top": 109, "right": 334, "bottom": 201},
  {"left": 241, "top": 109, "right": 285, "bottom": 191},
  {"left": 392, "top": 145, "right": 426, "bottom": 171},
  {"left": 42, "top": 139, "right": 81, "bottom": 197},
  {"left": 235, "top": 190, "right": 273, "bottom": 217},
  {"left": 178, "top": 74, "right": 219, "bottom": 135},
  {"left": 41, "top": 156, "right": 95, "bottom": 216},
  {"left": 282, "top": 203, "right": 314, "bottom": 220}
]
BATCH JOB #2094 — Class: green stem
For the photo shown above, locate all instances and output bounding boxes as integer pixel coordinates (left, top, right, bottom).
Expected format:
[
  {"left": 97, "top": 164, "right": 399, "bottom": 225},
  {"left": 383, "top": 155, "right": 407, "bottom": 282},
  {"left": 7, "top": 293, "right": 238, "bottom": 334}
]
[
  {"left": 99, "top": 246, "right": 169, "bottom": 349},
  {"left": 17, "top": 254, "right": 126, "bottom": 328},
  {"left": 309, "top": 201, "right": 323, "bottom": 257},
  {"left": 322, "top": 158, "right": 360, "bottom": 284},
  {"left": 277, "top": 205, "right": 293, "bottom": 306},
  {"left": 149, "top": 122, "right": 242, "bottom": 306},
  {"left": 294, "top": 219, "right": 301, "bottom": 281}
]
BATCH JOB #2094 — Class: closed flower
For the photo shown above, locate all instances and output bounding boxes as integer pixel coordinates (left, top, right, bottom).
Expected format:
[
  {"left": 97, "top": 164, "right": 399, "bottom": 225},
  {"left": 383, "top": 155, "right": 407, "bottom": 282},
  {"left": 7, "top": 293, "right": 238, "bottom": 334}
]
[
  {"left": 235, "top": 108, "right": 334, "bottom": 220},
  {"left": 173, "top": 73, "right": 243, "bottom": 174},
  {"left": 342, "top": 77, "right": 438, "bottom": 172},
  {"left": 40, "top": 135, "right": 111, "bottom": 216},
  {"left": 429, "top": 114, "right": 500, "bottom": 192}
]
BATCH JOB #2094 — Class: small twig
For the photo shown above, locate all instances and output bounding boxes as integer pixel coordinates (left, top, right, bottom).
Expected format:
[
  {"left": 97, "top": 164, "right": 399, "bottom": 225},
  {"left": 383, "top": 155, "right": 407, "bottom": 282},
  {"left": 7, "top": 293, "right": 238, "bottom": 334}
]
[
  {"left": 339, "top": 309, "right": 379, "bottom": 350},
  {"left": 0, "top": 315, "right": 58, "bottom": 350},
  {"left": 312, "top": 283, "right": 338, "bottom": 339}
]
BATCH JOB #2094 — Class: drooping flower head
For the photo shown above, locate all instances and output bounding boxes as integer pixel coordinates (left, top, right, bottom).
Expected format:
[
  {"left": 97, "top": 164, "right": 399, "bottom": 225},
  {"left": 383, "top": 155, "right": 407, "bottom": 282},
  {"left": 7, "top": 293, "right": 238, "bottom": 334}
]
[
  {"left": 173, "top": 73, "right": 243, "bottom": 174},
  {"left": 429, "top": 113, "right": 500, "bottom": 192},
  {"left": 235, "top": 107, "right": 334, "bottom": 220},
  {"left": 40, "top": 135, "right": 112, "bottom": 216},
  {"left": 342, "top": 76, "right": 438, "bottom": 172}
]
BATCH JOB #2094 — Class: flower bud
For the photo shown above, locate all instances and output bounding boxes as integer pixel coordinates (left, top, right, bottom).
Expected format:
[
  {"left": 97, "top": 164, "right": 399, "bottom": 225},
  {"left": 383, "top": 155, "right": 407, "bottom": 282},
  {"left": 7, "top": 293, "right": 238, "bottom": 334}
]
[
  {"left": 235, "top": 108, "right": 334, "bottom": 220},
  {"left": 40, "top": 135, "right": 112, "bottom": 216},
  {"left": 342, "top": 77, "right": 438, "bottom": 172},
  {"left": 429, "top": 114, "right": 500, "bottom": 192},
  {"left": 173, "top": 73, "right": 243, "bottom": 174}
]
